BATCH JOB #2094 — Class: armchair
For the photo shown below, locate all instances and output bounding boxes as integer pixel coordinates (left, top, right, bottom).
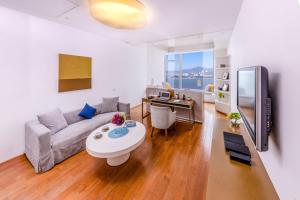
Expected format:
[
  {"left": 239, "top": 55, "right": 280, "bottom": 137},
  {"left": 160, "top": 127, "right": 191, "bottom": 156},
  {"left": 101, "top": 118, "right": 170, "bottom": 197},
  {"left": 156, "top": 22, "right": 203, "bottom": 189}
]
[{"left": 150, "top": 106, "right": 176, "bottom": 137}]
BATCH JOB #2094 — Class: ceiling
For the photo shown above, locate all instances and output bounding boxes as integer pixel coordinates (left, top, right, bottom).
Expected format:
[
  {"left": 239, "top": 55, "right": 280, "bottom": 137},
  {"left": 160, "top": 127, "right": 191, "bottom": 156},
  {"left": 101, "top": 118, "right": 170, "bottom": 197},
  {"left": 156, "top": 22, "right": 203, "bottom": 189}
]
[
  {"left": 0, "top": 0, "right": 243, "bottom": 45},
  {"left": 152, "top": 30, "right": 233, "bottom": 51}
]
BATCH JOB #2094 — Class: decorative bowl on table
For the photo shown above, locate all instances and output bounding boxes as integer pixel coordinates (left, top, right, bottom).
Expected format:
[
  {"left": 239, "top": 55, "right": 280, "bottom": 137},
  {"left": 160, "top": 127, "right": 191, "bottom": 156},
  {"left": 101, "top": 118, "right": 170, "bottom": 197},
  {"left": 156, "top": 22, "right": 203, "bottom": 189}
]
[
  {"left": 125, "top": 120, "right": 136, "bottom": 128},
  {"left": 94, "top": 132, "right": 103, "bottom": 139},
  {"left": 112, "top": 113, "right": 126, "bottom": 126},
  {"left": 108, "top": 127, "right": 129, "bottom": 138}
]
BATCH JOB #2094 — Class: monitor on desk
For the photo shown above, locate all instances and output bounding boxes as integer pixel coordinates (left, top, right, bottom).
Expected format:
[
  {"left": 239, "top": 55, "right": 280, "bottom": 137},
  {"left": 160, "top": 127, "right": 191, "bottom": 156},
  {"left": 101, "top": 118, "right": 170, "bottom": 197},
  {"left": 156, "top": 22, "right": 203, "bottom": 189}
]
[{"left": 159, "top": 91, "right": 171, "bottom": 100}]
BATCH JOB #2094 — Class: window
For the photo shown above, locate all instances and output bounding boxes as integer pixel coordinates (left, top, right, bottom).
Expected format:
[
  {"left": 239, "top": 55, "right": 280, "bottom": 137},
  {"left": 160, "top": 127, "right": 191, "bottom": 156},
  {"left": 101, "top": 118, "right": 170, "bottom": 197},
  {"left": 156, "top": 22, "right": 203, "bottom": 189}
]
[{"left": 165, "top": 50, "right": 214, "bottom": 90}]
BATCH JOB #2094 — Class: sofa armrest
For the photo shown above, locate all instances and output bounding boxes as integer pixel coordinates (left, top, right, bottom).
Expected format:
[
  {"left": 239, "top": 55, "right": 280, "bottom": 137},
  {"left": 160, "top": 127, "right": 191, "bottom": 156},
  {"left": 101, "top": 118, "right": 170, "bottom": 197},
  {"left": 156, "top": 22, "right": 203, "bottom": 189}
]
[
  {"left": 25, "top": 120, "right": 54, "bottom": 173},
  {"left": 118, "top": 102, "right": 131, "bottom": 119}
]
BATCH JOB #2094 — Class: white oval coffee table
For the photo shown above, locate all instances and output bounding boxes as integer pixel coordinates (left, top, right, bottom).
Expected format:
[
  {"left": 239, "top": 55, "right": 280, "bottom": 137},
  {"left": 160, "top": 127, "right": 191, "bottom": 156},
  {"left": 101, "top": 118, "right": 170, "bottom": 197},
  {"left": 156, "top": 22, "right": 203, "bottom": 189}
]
[{"left": 86, "top": 122, "right": 146, "bottom": 166}]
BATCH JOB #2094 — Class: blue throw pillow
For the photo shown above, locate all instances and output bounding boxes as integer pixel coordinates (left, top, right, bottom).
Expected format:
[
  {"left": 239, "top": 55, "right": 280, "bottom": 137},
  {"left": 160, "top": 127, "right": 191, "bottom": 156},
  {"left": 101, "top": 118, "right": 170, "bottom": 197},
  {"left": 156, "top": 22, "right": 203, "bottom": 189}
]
[{"left": 79, "top": 104, "right": 96, "bottom": 119}]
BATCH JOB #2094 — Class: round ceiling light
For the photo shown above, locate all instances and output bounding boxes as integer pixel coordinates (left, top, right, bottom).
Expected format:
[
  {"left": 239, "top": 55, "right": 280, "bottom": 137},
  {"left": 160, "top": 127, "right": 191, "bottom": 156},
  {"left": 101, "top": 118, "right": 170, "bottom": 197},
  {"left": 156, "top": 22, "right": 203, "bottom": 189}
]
[{"left": 89, "top": 0, "right": 147, "bottom": 29}]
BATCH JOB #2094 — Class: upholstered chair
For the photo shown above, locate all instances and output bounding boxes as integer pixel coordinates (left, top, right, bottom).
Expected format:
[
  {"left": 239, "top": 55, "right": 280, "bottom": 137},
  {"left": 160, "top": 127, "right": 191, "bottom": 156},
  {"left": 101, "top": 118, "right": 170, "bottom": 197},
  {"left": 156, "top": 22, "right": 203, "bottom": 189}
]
[{"left": 150, "top": 106, "right": 176, "bottom": 137}]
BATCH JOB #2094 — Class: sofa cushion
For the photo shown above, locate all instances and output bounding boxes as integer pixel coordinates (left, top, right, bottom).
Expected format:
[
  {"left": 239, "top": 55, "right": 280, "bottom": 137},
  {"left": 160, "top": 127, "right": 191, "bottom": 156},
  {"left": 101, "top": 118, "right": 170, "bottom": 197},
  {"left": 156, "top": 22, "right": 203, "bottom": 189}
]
[
  {"left": 51, "top": 119, "right": 91, "bottom": 150},
  {"left": 94, "top": 103, "right": 102, "bottom": 115},
  {"left": 101, "top": 97, "right": 119, "bottom": 113},
  {"left": 79, "top": 104, "right": 96, "bottom": 119},
  {"left": 64, "top": 109, "right": 84, "bottom": 125},
  {"left": 38, "top": 108, "right": 68, "bottom": 135},
  {"left": 51, "top": 112, "right": 117, "bottom": 150}
]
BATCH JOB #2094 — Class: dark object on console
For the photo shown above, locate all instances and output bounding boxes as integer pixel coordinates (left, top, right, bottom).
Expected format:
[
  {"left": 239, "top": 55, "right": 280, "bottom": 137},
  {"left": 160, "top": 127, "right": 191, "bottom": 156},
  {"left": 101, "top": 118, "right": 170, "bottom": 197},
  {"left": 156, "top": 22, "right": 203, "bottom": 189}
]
[
  {"left": 230, "top": 151, "right": 251, "bottom": 166},
  {"left": 223, "top": 132, "right": 245, "bottom": 145},
  {"left": 224, "top": 131, "right": 252, "bottom": 164},
  {"left": 225, "top": 141, "right": 251, "bottom": 156}
]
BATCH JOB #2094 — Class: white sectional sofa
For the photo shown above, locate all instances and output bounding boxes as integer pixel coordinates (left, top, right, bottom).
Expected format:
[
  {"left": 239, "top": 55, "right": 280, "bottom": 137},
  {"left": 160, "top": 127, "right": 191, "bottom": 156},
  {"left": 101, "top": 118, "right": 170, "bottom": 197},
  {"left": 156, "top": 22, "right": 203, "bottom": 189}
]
[{"left": 25, "top": 101, "right": 130, "bottom": 173}]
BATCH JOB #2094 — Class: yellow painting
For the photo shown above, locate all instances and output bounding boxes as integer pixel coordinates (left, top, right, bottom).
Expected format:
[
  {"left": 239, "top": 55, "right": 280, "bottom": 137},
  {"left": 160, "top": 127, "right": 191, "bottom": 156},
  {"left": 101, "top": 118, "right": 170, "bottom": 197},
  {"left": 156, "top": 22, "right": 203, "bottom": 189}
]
[{"left": 58, "top": 54, "right": 92, "bottom": 92}]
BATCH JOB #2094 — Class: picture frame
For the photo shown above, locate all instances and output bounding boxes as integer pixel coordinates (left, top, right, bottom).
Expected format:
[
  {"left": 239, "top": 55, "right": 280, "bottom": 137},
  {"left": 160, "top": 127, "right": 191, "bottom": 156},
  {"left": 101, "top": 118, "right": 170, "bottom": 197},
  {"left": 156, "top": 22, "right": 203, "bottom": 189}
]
[
  {"left": 58, "top": 54, "right": 92, "bottom": 92},
  {"left": 222, "top": 84, "right": 229, "bottom": 91},
  {"left": 222, "top": 72, "right": 229, "bottom": 80}
]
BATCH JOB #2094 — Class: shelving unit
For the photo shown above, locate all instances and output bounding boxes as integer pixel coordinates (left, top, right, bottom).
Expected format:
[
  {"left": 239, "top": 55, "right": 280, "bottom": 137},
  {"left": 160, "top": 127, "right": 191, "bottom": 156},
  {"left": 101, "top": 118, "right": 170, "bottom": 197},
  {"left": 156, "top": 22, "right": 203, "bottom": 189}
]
[
  {"left": 214, "top": 53, "right": 231, "bottom": 114},
  {"left": 215, "top": 90, "right": 230, "bottom": 94},
  {"left": 216, "top": 78, "right": 230, "bottom": 82}
]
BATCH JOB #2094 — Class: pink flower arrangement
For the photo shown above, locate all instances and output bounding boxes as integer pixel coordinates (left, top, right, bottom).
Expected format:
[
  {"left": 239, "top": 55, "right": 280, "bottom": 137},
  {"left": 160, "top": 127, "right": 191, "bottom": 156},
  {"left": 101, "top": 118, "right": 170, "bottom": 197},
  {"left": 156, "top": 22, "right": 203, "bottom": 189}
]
[{"left": 112, "top": 113, "right": 126, "bottom": 126}]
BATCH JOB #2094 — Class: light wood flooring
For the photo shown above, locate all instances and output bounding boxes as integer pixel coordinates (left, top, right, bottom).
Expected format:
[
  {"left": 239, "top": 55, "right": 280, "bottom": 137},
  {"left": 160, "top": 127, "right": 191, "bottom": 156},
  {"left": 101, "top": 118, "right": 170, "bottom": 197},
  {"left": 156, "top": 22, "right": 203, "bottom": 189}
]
[{"left": 0, "top": 103, "right": 224, "bottom": 200}]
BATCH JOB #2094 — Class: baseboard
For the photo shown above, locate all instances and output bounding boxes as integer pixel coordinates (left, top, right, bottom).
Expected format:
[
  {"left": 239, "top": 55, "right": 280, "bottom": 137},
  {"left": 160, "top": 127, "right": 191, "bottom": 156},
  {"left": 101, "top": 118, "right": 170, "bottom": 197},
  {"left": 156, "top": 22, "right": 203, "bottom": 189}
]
[{"left": 0, "top": 153, "right": 26, "bottom": 166}]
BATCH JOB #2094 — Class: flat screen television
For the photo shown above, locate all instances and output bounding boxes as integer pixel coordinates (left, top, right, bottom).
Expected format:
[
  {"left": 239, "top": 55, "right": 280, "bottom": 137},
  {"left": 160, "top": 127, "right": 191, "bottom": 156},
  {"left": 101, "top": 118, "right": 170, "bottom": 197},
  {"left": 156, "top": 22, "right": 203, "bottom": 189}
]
[{"left": 237, "top": 66, "right": 272, "bottom": 152}]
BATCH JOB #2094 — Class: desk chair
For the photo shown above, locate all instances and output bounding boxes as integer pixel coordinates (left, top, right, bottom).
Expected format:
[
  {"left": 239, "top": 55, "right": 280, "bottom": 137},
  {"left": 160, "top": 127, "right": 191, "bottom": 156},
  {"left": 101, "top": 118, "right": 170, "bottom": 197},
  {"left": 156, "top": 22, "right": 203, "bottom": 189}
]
[{"left": 150, "top": 105, "right": 176, "bottom": 137}]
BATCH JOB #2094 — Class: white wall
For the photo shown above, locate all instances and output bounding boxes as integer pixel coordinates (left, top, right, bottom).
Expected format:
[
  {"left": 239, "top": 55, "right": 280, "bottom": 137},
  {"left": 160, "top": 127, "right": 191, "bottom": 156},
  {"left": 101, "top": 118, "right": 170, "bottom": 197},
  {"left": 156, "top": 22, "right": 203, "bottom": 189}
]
[
  {"left": 146, "top": 44, "right": 166, "bottom": 86},
  {"left": 0, "top": 6, "right": 147, "bottom": 163},
  {"left": 0, "top": 8, "right": 30, "bottom": 164},
  {"left": 229, "top": 0, "right": 300, "bottom": 198}
]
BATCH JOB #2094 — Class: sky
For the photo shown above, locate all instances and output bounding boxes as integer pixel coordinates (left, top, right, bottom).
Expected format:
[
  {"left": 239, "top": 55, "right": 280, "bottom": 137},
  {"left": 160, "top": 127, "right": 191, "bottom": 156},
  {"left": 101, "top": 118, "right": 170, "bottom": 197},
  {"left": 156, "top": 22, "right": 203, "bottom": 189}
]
[{"left": 167, "top": 50, "right": 214, "bottom": 70}]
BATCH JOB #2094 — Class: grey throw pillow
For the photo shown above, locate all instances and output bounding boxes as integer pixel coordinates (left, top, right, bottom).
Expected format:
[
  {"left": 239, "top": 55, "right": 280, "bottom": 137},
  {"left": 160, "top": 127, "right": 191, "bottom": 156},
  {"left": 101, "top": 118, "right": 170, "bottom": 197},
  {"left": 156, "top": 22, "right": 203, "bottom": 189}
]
[
  {"left": 63, "top": 109, "right": 84, "bottom": 125},
  {"left": 94, "top": 103, "right": 102, "bottom": 115},
  {"left": 38, "top": 108, "right": 68, "bottom": 135},
  {"left": 101, "top": 97, "right": 119, "bottom": 113}
]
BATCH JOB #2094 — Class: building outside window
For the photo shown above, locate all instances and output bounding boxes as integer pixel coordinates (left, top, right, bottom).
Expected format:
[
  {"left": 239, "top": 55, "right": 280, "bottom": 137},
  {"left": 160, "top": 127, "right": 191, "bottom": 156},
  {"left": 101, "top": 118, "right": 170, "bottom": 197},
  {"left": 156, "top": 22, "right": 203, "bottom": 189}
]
[{"left": 165, "top": 50, "right": 214, "bottom": 90}]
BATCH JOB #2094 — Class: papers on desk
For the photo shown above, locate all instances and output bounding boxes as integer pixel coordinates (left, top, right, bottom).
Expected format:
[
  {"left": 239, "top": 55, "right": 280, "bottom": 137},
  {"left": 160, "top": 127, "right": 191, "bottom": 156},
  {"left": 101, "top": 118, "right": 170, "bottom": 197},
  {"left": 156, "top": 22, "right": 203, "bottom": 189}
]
[{"left": 173, "top": 100, "right": 181, "bottom": 103}]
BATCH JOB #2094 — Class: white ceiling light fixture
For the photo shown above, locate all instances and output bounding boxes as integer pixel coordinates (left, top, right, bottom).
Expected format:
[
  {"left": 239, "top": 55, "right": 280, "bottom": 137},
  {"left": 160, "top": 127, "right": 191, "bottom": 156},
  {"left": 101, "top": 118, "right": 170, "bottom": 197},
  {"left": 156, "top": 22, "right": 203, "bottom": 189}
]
[{"left": 89, "top": 0, "right": 147, "bottom": 29}]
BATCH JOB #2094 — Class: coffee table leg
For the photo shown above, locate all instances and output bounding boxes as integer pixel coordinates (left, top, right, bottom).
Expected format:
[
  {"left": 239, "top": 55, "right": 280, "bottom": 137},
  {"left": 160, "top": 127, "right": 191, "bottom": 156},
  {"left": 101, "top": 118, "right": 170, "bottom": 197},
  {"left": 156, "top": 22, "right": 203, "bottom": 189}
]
[{"left": 107, "top": 153, "right": 130, "bottom": 166}]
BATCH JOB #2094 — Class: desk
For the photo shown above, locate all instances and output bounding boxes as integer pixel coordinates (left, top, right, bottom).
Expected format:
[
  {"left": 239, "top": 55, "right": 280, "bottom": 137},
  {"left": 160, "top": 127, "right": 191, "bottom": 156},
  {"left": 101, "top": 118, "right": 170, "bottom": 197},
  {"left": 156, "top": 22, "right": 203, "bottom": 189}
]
[
  {"left": 206, "top": 119, "right": 279, "bottom": 200},
  {"left": 146, "top": 87, "right": 204, "bottom": 122},
  {"left": 141, "top": 98, "right": 151, "bottom": 119},
  {"left": 142, "top": 97, "right": 195, "bottom": 123}
]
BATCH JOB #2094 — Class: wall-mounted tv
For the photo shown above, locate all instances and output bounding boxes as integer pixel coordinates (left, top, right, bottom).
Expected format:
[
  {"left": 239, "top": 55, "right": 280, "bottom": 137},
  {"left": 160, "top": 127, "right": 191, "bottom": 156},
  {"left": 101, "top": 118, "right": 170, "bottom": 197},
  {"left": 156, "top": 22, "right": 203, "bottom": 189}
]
[{"left": 237, "top": 66, "right": 272, "bottom": 152}]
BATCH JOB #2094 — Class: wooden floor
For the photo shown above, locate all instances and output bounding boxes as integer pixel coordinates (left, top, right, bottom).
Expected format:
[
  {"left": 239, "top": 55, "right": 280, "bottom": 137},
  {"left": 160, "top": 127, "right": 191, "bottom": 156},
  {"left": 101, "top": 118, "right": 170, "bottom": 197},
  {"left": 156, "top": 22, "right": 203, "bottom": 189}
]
[{"left": 0, "top": 103, "right": 224, "bottom": 200}]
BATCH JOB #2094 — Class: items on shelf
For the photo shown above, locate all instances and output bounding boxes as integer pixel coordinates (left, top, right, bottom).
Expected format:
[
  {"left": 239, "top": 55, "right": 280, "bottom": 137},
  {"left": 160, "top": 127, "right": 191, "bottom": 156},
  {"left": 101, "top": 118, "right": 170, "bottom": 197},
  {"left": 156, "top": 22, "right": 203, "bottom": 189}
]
[
  {"left": 218, "top": 92, "right": 225, "bottom": 99},
  {"left": 217, "top": 83, "right": 229, "bottom": 92},
  {"left": 222, "top": 72, "right": 230, "bottom": 80},
  {"left": 222, "top": 84, "right": 229, "bottom": 91},
  {"left": 214, "top": 53, "right": 231, "bottom": 114}
]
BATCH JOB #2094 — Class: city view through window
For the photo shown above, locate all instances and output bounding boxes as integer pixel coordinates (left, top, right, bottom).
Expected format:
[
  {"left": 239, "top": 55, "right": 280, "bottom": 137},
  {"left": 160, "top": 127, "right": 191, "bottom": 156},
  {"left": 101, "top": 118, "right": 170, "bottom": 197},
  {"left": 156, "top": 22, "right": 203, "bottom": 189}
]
[{"left": 165, "top": 50, "right": 214, "bottom": 90}]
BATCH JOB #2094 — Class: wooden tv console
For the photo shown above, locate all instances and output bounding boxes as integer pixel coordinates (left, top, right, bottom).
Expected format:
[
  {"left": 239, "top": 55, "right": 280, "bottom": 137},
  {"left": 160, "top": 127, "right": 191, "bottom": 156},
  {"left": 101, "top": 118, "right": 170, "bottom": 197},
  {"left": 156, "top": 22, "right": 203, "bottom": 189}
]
[{"left": 206, "top": 119, "right": 279, "bottom": 200}]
